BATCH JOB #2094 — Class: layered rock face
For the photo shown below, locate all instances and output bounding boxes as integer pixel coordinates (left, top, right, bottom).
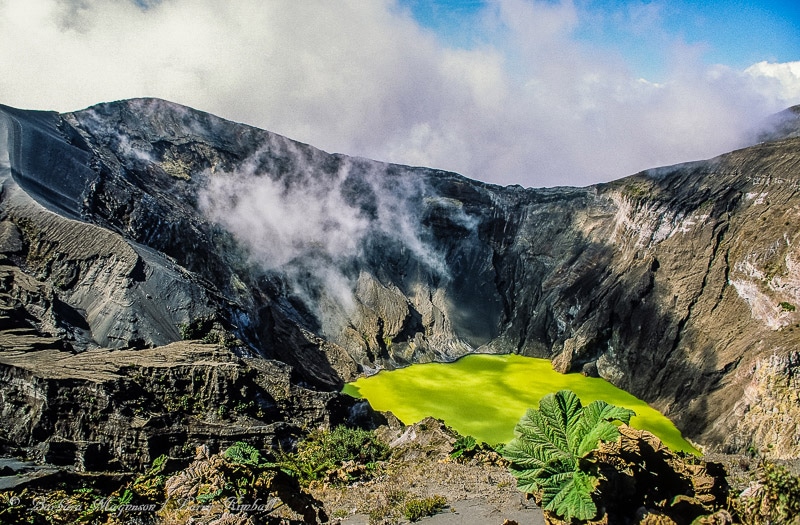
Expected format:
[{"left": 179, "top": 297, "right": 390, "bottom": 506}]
[
  {"left": 1, "top": 99, "right": 799, "bottom": 462},
  {"left": 0, "top": 342, "right": 361, "bottom": 471}
]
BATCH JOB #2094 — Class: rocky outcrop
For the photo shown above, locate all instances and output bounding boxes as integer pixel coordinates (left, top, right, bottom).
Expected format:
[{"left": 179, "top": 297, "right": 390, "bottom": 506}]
[
  {"left": 1, "top": 99, "right": 799, "bottom": 461},
  {"left": 0, "top": 341, "right": 371, "bottom": 471},
  {"left": 721, "top": 352, "right": 800, "bottom": 458},
  {"left": 556, "top": 426, "right": 731, "bottom": 525}
]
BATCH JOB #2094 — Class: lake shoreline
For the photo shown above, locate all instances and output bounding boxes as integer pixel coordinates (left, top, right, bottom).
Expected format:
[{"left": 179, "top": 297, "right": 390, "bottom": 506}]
[{"left": 344, "top": 353, "right": 700, "bottom": 454}]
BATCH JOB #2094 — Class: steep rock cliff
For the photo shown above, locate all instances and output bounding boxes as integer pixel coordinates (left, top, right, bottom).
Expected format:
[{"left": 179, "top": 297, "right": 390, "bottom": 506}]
[{"left": 1, "top": 99, "right": 799, "bottom": 460}]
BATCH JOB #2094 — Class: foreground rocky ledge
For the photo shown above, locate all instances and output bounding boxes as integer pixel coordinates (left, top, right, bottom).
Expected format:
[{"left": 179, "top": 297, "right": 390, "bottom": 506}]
[
  {"left": 6, "top": 415, "right": 790, "bottom": 525},
  {"left": 0, "top": 341, "right": 371, "bottom": 472}
]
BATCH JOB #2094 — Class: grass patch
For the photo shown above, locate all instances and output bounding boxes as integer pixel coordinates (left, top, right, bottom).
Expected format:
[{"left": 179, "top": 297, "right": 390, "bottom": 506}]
[{"left": 403, "top": 495, "right": 447, "bottom": 521}]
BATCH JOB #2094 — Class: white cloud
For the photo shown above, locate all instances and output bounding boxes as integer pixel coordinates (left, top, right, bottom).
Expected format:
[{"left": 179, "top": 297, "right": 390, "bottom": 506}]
[
  {"left": 195, "top": 142, "right": 452, "bottom": 334},
  {"left": 745, "top": 61, "right": 800, "bottom": 103},
  {"left": 1, "top": 0, "right": 799, "bottom": 187}
]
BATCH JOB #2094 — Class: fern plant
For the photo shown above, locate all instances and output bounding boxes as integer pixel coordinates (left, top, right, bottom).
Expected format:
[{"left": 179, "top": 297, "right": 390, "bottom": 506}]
[
  {"left": 450, "top": 435, "right": 478, "bottom": 459},
  {"left": 224, "top": 441, "right": 274, "bottom": 468},
  {"left": 502, "top": 389, "right": 634, "bottom": 522}
]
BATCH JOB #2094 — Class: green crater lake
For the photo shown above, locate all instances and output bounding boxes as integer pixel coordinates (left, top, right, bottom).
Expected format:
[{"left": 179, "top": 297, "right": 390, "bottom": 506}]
[{"left": 343, "top": 353, "right": 698, "bottom": 454}]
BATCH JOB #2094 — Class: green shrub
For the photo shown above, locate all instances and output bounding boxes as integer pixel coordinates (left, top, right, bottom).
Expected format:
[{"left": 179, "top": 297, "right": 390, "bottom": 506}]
[
  {"left": 280, "top": 425, "right": 389, "bottom": 485},
  {"left": 130, "top": 453, "right": 169, "bottom": 502},
  {"left": 403, "top": 495, "right": 447, "bottom": 521},
  {"left": 501, "top": 389, "right": 634, "bottom": 522},
  {"left": 779, "top": 301, "right": 796, "bottom": 312},
  {"left": 450, "top": 435, "right": 478, "bottom": 459},
  {"left": 224, "top": 441, "right": 274, "bottom": 468},
  {"left": 734, "top": 461, "right": 800, "bottom": 524},
  {"left": 449, "top": 434, "right": 499, "bottom": 462}
]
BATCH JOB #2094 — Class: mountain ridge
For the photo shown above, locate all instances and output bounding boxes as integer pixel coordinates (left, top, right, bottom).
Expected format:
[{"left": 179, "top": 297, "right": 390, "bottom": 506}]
[{"left": 1, "top": 98, "right": 799, "bottom": 468}]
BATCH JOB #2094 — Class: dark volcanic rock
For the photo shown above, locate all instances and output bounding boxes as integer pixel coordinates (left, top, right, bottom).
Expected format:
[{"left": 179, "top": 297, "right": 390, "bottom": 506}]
[
  {"left": 0, "top": 341, "right": 368, "bottom": 471},
  {"left": 1, "top": 99, "right": 800, "bottom": 463}
]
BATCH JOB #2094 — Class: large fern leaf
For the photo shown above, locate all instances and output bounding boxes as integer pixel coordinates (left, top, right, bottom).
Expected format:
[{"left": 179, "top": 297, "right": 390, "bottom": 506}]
[
  {"left": 502, "top": 390, "right": 635, "bottom": 522},
  {"left": 573, "top": 399, "right": 634, "bottom": 457},
  {"left": 545, "top": 470, "right": 598, "bottom": 522}
]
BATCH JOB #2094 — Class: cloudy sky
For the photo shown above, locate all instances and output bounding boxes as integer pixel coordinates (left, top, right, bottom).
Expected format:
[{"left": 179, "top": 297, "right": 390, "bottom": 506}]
[{"left": 2, "top": 0, "right": 799, "bottom": 187}]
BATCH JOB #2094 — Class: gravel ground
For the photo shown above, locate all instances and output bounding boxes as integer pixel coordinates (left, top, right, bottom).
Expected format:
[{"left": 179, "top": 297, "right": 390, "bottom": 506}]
[
  {"left": 312, "top": 418, "right": 545, "bottom": 525},
  {"left": 339, "top": 496, "right": 544, "bottom": 525}
]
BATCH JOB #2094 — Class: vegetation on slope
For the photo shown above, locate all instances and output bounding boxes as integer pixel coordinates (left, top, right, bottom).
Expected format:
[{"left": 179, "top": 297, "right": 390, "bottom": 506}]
[
  {"left": 0, "top": 426, "right": 387, "bottom": 525},
  {"left": 2, "top": 397, "right": 799, "bottom": 524}
]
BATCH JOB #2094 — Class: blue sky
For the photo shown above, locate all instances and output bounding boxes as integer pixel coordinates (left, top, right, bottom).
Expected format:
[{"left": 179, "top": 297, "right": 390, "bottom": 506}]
[
  {"left": 1, "top": 0, "right": 799, "bottom": 186},
  {"left": 401, "top": 0, "right": 800, "bottom": 79}
]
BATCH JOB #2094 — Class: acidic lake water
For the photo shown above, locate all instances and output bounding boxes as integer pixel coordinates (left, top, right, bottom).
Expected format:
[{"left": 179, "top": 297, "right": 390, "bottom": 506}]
[{"left": 343, "top": 353, "right": 699, "bottom": 454}]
